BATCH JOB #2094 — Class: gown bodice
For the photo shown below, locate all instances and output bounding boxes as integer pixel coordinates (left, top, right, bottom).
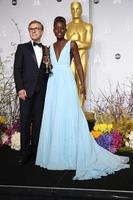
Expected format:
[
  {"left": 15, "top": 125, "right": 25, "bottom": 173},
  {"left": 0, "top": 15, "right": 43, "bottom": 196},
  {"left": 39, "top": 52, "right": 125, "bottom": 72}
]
[{"left": 50, "top": 41, "right": 71, "bottom": 69}]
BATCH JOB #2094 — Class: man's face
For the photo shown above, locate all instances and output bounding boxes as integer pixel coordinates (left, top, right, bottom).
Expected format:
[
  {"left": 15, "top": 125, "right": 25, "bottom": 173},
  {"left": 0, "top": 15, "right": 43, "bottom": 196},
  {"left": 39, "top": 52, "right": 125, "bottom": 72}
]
[
  {"left": 71, "top": 2, "right": 82, "bottom": 19},
  {"left": 28, "top": 22, "right": 43, "bottom": 42}
]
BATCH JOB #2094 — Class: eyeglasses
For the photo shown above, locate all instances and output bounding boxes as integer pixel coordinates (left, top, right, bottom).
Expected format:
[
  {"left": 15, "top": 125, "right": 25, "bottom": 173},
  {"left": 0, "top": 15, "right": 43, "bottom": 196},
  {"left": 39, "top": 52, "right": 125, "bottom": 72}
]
[{"left": 28, "top": 27, "right": 42, "bottom": 32}]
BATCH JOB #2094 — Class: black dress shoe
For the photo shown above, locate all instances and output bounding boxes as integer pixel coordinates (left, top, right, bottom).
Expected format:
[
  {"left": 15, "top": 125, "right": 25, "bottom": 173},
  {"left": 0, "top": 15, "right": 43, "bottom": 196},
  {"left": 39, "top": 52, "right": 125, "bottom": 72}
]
[
  {"left": 18, "top": 156, "right": 29, "bottom": 166},
  {"left": 18, "top": 153, "right": 32, "bottom": 166}
]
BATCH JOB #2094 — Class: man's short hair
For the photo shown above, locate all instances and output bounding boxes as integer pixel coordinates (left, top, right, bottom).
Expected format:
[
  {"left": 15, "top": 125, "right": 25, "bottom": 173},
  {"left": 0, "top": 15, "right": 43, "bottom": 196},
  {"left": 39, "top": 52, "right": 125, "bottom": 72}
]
[{"left": 28, "top": 20, "right": 44, "bottom": 31}]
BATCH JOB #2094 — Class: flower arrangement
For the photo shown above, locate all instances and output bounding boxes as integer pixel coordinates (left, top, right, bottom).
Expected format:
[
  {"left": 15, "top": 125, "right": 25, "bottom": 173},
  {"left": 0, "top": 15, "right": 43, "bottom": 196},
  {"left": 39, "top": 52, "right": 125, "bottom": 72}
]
[
  {"left": 0, "top": 118, "right": 20, "bottom": 151},
  {"left": 124, "top": 131, "right": 133, "bottom": 149},
  {"left": 10, "top": 131, "right": 20, "bottom": 151},
  {"left": 0, "top": 51, "right": 20, "bottom": 151},
  {"left": 92, "top": 123, "right": 123, "bottom": 153},
  {"left": 91, "top": 80, "right": 133, "bottom": 153},
  {"left": 0, "top": 116, "right": 7, "bottom": 144}
]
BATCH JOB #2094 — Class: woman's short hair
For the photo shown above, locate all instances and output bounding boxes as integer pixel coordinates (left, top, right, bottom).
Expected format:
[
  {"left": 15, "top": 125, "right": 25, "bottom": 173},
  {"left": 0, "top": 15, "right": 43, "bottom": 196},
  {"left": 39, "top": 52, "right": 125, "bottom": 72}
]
[{"left": 54, "top": 16, "right": 66, "bottom": 27}]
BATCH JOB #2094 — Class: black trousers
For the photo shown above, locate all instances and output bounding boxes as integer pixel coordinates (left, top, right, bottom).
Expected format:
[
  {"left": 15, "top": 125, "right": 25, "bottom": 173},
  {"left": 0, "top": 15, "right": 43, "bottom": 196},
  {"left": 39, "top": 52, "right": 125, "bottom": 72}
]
[{"left": 19, "top": 84, "right": 47, "bottom": 156}]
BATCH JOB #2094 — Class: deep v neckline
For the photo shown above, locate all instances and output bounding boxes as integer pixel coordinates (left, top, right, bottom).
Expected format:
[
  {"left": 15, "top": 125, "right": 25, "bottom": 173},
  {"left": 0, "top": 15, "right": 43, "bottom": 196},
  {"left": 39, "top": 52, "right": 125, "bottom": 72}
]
[{"left": 53, "top": 41, "right": 69, "bottom": 63}]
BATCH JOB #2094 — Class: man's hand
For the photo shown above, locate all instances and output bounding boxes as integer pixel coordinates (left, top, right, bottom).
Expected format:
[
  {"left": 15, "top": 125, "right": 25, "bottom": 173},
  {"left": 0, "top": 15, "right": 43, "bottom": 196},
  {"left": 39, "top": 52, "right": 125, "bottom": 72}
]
[{"left": 18, "top": 89, "right": 27, "bottom": 100}]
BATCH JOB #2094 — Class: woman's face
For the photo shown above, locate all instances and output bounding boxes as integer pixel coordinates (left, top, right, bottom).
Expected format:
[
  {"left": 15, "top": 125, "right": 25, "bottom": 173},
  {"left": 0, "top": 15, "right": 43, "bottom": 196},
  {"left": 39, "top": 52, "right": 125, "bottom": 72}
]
[{"left": 54, "top": 21, "right": 66, "bottom": 39}]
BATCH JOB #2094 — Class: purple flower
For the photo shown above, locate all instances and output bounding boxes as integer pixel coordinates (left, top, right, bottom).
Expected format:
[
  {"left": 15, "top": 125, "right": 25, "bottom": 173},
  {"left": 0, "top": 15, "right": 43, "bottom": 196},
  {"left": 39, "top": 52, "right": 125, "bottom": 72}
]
[
  {"left": 5, "top": 120, "right": 20, "bottom": 136},
  {"left": 96, "top": 133, "right": 113, "bottom": 150},
  {"left": 5, "top": 127, "right": 15, "bottom": 136},
  {"left": 108, "top": 146, "right": 117, "bottom": 153},
  {"left": 95, "top": 130, "right": 122, "bottom": 153},
  {"left": 1, "top": 120, "right": 21, "bottom": 147},
  {"left": 12, "top": 121, "right": 20, "bottom": 131}
]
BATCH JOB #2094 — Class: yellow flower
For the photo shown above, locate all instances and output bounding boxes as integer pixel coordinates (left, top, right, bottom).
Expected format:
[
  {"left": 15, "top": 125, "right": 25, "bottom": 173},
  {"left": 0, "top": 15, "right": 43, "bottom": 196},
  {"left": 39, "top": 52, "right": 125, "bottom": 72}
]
[
  {"left": 107, "top": 124, "right": 113, "bottom": 132},
  {"left": 99, "top": 124, "right": 107, "bottom": 132},
  {"left": 0, "top": 116, "right": 7, "bottom": 124},
  {"left": 94, "top": 123, "right": 113, "bottom": 133}
]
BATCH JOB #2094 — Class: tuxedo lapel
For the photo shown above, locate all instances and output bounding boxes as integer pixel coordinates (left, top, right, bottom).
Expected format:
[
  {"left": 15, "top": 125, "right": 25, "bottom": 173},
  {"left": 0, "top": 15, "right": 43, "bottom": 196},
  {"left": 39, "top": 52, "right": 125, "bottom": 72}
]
[{"left": 27, "top": 41, "right": 38, "bottom": 67}]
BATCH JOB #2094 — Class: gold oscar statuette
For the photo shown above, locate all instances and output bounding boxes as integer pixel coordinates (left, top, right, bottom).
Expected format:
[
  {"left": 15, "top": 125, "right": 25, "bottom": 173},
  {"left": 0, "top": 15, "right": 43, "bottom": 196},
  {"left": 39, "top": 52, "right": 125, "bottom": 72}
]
[{"left": 65, "top": 1, "right": 94, "bottom": 120}]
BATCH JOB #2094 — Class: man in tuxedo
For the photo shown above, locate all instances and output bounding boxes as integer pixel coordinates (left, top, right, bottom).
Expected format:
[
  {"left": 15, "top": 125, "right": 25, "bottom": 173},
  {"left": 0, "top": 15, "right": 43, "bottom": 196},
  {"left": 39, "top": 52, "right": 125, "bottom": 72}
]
[{"left": 14, "top": 20, "right": 48, "bottom": 165}]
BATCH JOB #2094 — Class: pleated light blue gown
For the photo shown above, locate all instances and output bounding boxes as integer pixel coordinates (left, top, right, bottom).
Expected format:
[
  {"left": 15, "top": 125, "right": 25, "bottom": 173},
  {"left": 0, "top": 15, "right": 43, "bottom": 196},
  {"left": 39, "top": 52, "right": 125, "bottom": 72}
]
[{"left": 36, "top": 41, "right": 130, "bottom": 180}]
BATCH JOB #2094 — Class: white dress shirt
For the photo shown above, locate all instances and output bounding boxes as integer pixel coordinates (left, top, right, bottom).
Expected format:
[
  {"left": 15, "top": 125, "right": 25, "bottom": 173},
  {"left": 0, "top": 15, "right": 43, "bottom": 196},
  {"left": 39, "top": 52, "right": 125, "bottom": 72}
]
[{"left": 32, "top": 41, "right": 43, "bottom": 68}]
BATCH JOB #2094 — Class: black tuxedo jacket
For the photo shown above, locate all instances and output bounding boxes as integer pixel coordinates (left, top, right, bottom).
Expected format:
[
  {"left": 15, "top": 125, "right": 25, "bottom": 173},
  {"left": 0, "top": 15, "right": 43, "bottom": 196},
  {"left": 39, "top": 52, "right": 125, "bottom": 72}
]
[{"left": 14, "top": 41, "right": 48, "bottom": 97}]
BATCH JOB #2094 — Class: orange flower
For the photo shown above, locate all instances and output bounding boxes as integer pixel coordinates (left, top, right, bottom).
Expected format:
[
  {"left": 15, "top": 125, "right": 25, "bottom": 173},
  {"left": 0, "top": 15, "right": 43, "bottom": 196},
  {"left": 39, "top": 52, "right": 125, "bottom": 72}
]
[{"left": 91, "top": 130, "right": 102, "bottom": 138}]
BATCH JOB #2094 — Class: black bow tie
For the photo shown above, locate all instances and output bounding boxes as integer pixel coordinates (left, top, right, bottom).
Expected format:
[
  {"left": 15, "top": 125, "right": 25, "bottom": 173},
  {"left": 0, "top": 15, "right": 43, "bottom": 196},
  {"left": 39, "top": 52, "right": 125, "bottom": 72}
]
[{"left": 33, "top": 42, "right": 42, "bottom": 47}]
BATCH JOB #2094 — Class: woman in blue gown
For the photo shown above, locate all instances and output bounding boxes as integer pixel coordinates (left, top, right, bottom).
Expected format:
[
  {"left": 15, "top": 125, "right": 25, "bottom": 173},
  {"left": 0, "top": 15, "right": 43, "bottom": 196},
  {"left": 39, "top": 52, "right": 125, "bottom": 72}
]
[{"left": 35, "top": 16, "right": 130, "bottom": 180}]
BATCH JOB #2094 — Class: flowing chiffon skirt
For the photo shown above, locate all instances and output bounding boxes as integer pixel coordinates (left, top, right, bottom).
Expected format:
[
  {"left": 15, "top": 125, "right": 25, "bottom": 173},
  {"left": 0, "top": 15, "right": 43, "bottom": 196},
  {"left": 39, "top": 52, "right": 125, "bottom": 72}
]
[{"left": 36, "top": 41, "right": 129, "bottom": 180}]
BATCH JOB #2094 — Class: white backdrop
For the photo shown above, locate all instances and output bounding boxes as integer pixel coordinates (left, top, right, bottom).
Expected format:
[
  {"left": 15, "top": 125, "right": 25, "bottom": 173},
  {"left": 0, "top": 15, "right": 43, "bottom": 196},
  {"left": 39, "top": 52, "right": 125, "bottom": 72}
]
[
  {"left": 89, "top": 0, "right": 133, "bottom": 110},
  {"left": 0, "top": 0, "right": 90, "bottom": 110},
  {"left": 0, "top": 0, "right": 89, "bottom": 58}
]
